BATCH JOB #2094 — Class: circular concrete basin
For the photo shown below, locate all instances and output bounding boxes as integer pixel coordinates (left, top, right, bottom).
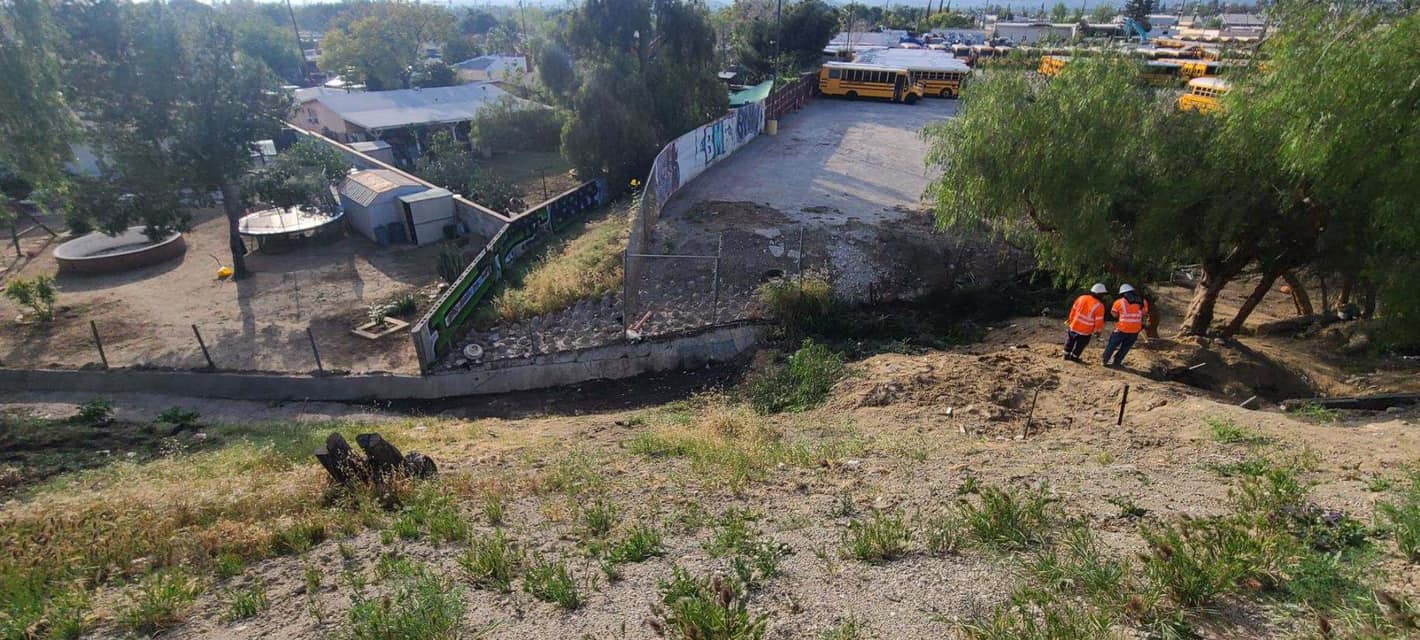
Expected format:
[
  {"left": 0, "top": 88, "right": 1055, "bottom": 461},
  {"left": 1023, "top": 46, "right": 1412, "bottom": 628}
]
[{"left": 54, "top": 226, "right": 187, "bottom": 275}]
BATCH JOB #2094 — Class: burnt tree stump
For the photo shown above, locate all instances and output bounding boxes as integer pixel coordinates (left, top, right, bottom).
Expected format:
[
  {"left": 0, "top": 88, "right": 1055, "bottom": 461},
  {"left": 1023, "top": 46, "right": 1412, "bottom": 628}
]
[
  {"left": 356, "top": 433, "right": 405, "bottom": 478},
  {"left": 314, "top": 433, "right": 367, "bottom": 485},
  {"left": 404, "top": 452, "right": 438, "bottom": 479},
  {"left": 314, "top": 432, "right": 437, "bottom": 486}
]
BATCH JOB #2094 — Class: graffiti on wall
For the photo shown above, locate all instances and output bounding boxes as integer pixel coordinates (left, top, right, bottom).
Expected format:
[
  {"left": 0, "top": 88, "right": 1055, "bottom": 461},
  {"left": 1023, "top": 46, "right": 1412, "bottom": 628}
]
[
  {"left": 696, "top": 120, "right": 727, "bottom": 165},
  {"left": 671, "top": 103, "right": 766, "bottom": 192}
]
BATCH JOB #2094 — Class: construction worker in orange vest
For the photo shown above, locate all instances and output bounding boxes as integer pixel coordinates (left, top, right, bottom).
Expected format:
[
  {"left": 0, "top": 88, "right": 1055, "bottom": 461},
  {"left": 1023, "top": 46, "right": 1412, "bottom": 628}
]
[
  {"left": 1064, "top": 283, "right": 1108, "bottom": 362},
  {"left": 1103, "top": 283, "right": 1149, "bottom": 367}
]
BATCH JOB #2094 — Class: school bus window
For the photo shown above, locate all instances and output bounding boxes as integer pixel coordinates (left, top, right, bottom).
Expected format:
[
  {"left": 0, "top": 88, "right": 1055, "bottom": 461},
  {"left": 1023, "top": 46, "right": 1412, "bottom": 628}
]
[{"left": 828, "top": 68, "right": 841, "bottom": 79}]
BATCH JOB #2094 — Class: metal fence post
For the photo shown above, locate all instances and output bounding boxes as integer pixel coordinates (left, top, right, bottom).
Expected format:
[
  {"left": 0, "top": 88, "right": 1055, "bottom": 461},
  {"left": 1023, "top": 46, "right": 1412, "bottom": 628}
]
[
  {"left": 711, "top": 234, "right": 723, "bottom": 324},
  {"left": 192, "top": 324, "right": 215, "bottom": 370},
  {"left": 89, "top": 320, "right": 108, "bottom": 369},
  {"left": 307, "top": 327, "right": 324, "bottom": 375}
]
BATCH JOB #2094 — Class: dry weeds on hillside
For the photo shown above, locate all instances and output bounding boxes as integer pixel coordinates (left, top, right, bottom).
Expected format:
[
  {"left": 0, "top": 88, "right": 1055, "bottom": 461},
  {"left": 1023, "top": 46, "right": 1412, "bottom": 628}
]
[{"left": 2, "top": 319, "right": 1419, "bottom": 640}]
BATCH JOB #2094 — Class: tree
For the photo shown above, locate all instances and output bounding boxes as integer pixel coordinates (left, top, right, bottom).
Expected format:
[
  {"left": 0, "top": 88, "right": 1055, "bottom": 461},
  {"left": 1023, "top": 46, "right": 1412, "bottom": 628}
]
[
  {"left": 244, "top": 138, "right": 351, "bottom": 211},
  {"left": 443, "top": 35, "right": 483, "bottom": 65},
  {"left": 234, "top": 13, "right": 303, "bottom": 82},
  {"left": 561, "top": 0, "right": 726, "bottom": 186},
  {"left": 413, "top": 60, "right": 457, "bottom": 88},
  {"left": 319, "top": 3, "right": 455, "bottom": 90},
  {"left": 1122, "top": 0, "right": 1153, "bottom": 30},
  {"left": 61, "top": 2, "right": 290, "bottom": 276},
  {"left": 1089, "top": 3, "right": 1116, "bottom": 23},
  {"left": 925, "top": 12, "right": 976, "bottom": 29},
  {"left": 1, "top": 0, "right": 76, "bottom": 251},
  {"left": 1049, "top": 2, "right": 1069, "bottom": 22},
  {"left": 170, "top": 17, "right": 291, "bottom": 278},
  {"left": 460, "top": 9, "right": 500, "bottom": 36},
  {"left": 925, "top": 7, "right": 1419, "bottom": 338},
  {"left": 416, "top": 132, "right": 525, "bottom": 214},
  {"left": 535, "top": 42, "right": 577, "bottom": 101},
  {"left": 734, "top": 0, "right": 838, "bottom": 80},
  {"left": 924, "top": 58, "right": 1165, "bottom": 291}
]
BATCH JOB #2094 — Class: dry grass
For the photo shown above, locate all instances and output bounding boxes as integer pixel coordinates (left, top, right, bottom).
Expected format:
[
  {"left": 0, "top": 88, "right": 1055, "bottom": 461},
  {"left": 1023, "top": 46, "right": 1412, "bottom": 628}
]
[
  {"left": 626, "top": 396, "right": 867, "bottom": 487},
  {"left": 0, "top": 418, "right": 462, "bottom": 635},
  {"left": 491, "top": 207, "right": 628, "bottom": 324}
]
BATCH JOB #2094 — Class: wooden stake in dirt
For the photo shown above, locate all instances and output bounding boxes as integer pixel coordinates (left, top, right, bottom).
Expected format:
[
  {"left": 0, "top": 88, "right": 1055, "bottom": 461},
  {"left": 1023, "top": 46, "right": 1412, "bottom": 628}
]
[
  {"left": 1117, "top": 383, "right": 1131, "bottom": 426},
  {"left": 191, "top": 324, "right": 215, "bottom": 369},
  {"left": 89, "top": 320, "right": 108, "bottom": 369},
  {"left": 1023, "top": 387, "right": 1041, "bottom": 436},
  {"left": 307, "top": 327, "right": 324, "bottom": 374}
]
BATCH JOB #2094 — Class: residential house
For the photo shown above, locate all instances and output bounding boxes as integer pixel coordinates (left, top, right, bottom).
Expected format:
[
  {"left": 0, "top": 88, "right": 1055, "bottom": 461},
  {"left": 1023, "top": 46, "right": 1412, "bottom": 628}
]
[{"left": 453, "top": 55, "right": 529, "bottom": 83}]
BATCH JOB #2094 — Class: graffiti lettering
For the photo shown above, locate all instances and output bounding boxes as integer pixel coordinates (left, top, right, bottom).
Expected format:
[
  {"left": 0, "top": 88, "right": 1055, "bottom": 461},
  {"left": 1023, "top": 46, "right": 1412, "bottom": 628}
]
[{"left": 697, "top": 120, "right": 727, "bottom": 164}]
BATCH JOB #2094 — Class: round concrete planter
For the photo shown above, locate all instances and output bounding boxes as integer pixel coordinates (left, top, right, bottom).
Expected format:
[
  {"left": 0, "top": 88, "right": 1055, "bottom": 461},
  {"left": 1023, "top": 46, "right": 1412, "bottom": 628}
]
[{"left": 54, "top": 226, "right": 187, "bottom": 275}]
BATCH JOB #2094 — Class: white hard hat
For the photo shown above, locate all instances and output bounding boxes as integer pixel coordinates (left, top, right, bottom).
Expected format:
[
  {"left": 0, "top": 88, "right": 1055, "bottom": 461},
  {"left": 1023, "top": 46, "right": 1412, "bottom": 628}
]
[
  {"left": 1090, "top": 283, "right": 1108, "bottom": 294},
  {"left": 1119, "top": 284, "right": 1135, "bottom": 294}
]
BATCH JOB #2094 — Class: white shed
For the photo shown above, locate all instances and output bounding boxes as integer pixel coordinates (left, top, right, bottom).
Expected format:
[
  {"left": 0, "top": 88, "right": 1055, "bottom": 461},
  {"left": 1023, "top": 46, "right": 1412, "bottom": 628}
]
[
  {"left": 338, "top": 170, "right": 453, "bottom": 246},
  {"left": 398, "top": 187, "right": 457, "bottom": 246}
]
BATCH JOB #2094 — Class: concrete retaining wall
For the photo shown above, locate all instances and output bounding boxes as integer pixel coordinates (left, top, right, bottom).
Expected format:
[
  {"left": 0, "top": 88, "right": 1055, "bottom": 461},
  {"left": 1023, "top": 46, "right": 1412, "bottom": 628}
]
[{"left": 2, "top": 324, "right": 763, "bottom": 402}]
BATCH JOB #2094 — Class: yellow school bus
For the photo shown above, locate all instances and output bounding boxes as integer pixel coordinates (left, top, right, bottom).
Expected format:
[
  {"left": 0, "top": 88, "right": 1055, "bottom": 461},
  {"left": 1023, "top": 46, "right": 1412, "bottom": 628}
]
[
  {"left": 1177, "top": 76, "right": 1229, "bottom": 113},
  {"left": 818, "top": 63, "right": 926, "bottom": 104},
  {"left": 854, "top": 49, "right": 972, "bottom": 98},
  {"left": 1038, "top": 55, "right": 1068, "bottom": 77}
]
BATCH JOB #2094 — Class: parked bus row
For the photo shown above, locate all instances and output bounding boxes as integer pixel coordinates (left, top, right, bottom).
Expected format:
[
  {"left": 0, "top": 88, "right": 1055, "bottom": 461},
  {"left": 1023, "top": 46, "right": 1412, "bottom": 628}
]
[{"left": 1038, "top": 55, "right": 1233, "bottom": 86}]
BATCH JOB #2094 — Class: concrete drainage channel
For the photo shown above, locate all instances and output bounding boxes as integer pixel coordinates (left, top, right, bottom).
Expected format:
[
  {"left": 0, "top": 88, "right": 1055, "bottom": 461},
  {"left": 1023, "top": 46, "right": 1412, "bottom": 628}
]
[{"left": 1, "top": 324, "right": 763, "bottom": 402}]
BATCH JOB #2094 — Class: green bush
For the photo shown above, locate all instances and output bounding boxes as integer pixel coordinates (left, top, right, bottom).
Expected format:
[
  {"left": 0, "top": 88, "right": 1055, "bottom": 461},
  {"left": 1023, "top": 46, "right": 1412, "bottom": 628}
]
[
  {"left": 4, "top": 274, "right": 57, "bottom": 321},
  {"left": 758, "top": 274, "right": 833, "bottom": 335},
  {"left": 472, "top": 97, "right": 566, "bottom": 153},
  {"left": 72, "top": 398, "right": 113, "bottom": 426},
  {"left": 746, "top": 339, "right": 846, "bottom": 414}
]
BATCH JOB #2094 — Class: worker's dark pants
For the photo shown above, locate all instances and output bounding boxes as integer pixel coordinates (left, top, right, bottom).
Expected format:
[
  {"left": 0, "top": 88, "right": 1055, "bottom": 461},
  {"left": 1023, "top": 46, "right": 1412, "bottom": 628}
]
[
  {"left": 1063, "top": 330, "right": 1092, "bottom": 359},
  {"left": 1103, "top": 330, "right": 1140, "bottom": 365}
]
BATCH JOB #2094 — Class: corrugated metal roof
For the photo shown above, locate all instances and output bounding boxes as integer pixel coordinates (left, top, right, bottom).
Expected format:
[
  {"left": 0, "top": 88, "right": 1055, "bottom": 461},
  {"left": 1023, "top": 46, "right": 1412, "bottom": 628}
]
[
  {"left": 314, "top": 83, "right": 531, "bottom": 131},
  {"left": 340, "top": 170, "right": 423, "bottom": 207}
]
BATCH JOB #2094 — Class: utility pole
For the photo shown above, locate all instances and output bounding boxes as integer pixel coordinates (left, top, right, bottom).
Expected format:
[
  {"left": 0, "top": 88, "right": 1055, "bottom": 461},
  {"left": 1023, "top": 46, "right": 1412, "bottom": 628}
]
[
  {"left": 774, "top": 0, "right": 782, "bottom": 80},
  {"left": 285, "top": 0, "right": 305, "bottom": 84}
]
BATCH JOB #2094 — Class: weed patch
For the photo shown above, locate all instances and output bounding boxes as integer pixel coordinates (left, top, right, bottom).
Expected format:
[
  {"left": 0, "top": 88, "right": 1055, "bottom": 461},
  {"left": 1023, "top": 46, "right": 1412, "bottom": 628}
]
[
  {"left": 223, "top": 584, "right": 269, "bottom": 621},
  {"left": 523, "top": 556, "right": 584, "bottom": 610},
  {"left": 840, "top": 511, "right": 912, "bottom": 564},
  {"left": 117, "top": 569, "right": 203, "bottom": 634},
  {"left": 458, "top": 530, "right": 525, "bottom": 593},
  {"left": 1207, "top": 418, "right": 1267, "bottom": 445},
  {"left": 959, "top": 485, "right": 1056, "bottom": 552},
  {"left": 341, "top": 564, "right": 465, "bottom": 640},
  {"left": 649, "top": 567, "right": 768, "bottom": 640},
  {"left": 746, "top": 340, "right": 847, "bottom": 414}
]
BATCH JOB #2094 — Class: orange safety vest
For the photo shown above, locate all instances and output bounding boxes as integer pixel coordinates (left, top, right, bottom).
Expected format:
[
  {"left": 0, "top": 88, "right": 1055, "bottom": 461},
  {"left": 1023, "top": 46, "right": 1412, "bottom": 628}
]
[
  {"left": 1066, "top": 295, "right": 1105, "bottom": 334},
  {"left": 1112, "top": 297, "right": 1149, "bottom": 334}
]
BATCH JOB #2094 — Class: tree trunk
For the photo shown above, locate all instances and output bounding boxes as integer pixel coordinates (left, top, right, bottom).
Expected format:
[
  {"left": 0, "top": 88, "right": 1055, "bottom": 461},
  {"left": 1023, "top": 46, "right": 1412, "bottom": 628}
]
[
  {"left": 1339, "top": 274, "right": 1353, "bottom": 308},
  {"left": 220, "top": 181, "right": 249, "bottom": 279},
  {"left": 1361, "top": 283, "right": 1378, "bottom": 319},
  {"left": 1179, "top": 267, "right": 1228, "bottom": 336},
  {"left": 1281, "top": 271, "right": 1312, "bottom": 316},
  {"left": 1222, "top": 270, "right": 1282, "bottom": 337},
  {"left": 1318, "top": 275, "right": 1330, "bottom": 313}
]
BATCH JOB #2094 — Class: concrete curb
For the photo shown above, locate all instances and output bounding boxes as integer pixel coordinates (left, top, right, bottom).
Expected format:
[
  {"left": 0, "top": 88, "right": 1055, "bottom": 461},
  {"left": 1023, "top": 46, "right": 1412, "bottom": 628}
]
[{"left": 1, "top": 324, "right": 763, "bottom": 402}]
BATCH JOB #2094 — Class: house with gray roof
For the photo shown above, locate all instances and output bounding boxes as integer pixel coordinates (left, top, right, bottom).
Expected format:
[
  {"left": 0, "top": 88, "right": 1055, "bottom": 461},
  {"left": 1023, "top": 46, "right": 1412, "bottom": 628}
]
[
  {"left": 452, "top": 55, "right": 529, "bottom": 83},
  {"left": 289, "top": 83, "right": 532, "bottom": 145}
]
